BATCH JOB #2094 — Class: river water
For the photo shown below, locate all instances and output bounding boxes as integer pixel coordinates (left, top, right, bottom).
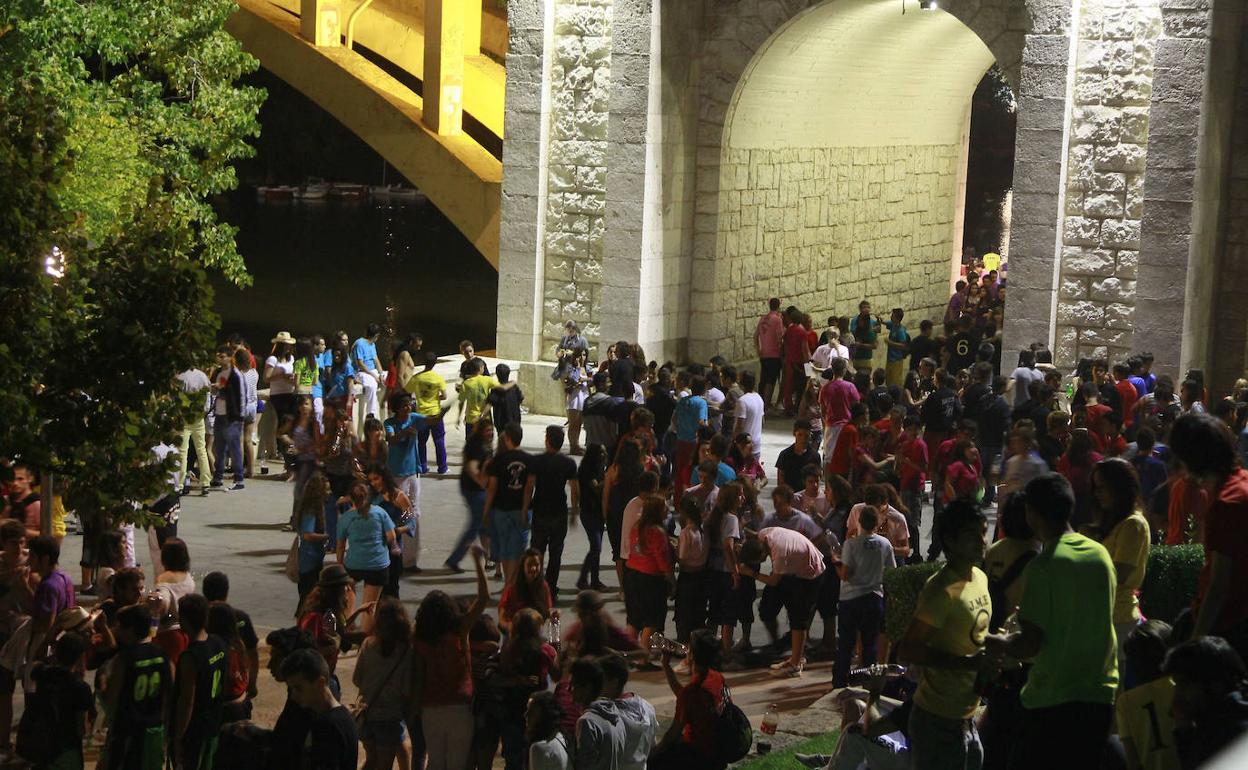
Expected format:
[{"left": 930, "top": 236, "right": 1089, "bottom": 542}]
[{"left": 210, "top": 191, "right": 499, "bottom": 358}]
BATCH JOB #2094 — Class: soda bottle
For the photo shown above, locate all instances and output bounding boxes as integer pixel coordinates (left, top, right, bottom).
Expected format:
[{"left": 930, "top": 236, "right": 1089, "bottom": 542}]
[{"left": 760, "top": 704, "right": 779, "bottom": 736}]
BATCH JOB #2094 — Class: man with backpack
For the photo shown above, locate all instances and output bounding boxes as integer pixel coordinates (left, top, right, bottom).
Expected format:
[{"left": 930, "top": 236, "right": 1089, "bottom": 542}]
[{"left": 649, "top": 629, "right": 751, "bottom": 769}]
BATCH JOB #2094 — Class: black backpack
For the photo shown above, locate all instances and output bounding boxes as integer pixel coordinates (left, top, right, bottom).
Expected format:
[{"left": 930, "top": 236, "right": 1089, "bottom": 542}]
[
  {"left": 15, "top": 677, "right": 60, "bottom": 765},
  {"left": 715, "top": 685, "right": 753, "bottom": 764}
]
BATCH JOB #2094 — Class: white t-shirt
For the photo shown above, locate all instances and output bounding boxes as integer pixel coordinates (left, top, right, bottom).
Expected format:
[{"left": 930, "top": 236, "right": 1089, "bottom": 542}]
[
  {"left": 1009, "top": 366, "right": 1044, "bottom": 408},
  {"left": 811, "top": 343, "right": 850, "bottom": 370},
  {"left": 266, "top": 355, "right": 296, "bottom": 395},
  {"left": 529, "top": 734, "right": 570, "bottom": 770},
  {"left": 839, "top": 533, "right": 895, "bottom": 600},
  {"left": 734, "top": 392, "right": 765, "bottom": 448},
  {"left": 760, "top": 527, "right": 825, "bottom": 579},
  {"left": 678, "top": 527, "right": 708, "bottom": 570}
]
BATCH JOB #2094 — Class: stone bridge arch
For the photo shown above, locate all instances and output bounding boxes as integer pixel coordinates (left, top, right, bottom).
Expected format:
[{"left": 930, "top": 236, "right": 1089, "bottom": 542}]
[{"left": 687, "top": 0, "right": 1053, "bottom": 363}]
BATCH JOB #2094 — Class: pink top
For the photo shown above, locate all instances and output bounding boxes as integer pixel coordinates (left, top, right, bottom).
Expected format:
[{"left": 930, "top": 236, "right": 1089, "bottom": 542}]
[
  {"left": 759, "top": 527, "right": 825, "bottom": 579},
  {"left": 627, "top": 526, "right": 673, "bottom": 576},
  {"left": 819, "top": 379, "right": 861, "bottom": 427},
  {"left": 845, "top": 504, "right": 911, "bottom": 557},
  {"left": 755, "top": 312, "right": 784, "bottom": 359}
]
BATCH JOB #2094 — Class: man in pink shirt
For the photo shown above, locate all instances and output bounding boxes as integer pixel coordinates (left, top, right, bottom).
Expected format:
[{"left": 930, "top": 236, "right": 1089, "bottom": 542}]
[
  {"left": 754, "top": 298, "right": 785, "bottom": 411},
  {"left": 738, "top": 527, "right": 825, "bottom": 677},
  {"left": 818, "top": 358, "right": 861, "bottom": 459}
]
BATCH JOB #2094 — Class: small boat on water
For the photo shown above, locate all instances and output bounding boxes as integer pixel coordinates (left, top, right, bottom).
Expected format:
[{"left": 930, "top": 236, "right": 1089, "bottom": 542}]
[
  {"left": 388, "top": 185, "right": 426, "bottom": 203},
  {"left": 297, "top": 177, "right": 330, "bottom": 200},
  {"left": 330, "top": 183, "right": 368, "bottom": 201},
  {"left": 257, "top": 185, "right": 298, "bottom": 202}
]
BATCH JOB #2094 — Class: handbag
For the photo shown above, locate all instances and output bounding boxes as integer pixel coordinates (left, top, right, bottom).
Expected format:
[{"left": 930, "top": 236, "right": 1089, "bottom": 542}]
[
  {"left": 350, "top": 646, "right": 409, "bottom": 730},
  {"left": 284, "top": 535, "right": 301, "bottom": 583}
]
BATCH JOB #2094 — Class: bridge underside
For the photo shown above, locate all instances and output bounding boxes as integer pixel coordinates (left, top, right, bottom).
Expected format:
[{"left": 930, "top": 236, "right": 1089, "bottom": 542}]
[{"left": 227, "top": 0, "right": 502, "bottom": 267}]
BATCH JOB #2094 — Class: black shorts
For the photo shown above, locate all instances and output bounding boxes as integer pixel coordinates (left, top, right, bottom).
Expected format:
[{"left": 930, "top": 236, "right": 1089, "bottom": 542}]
[
  {"left": 347, "top": 567, "right": 388, "bottom": 587},
  {"left": 759, "top": 358, "right": 782, "bottom": 388},
  {"left": 622, "top": 566, "right": 642, "bottom": 629},
  {"left": 707, "top": 571, "right": 736, "bottom": 627},
  {"left": 778, "top": 574, "right": 820, "bottom": 631},
  {"left": 627, "top": 570, "right": 669, "bottom": 630}
]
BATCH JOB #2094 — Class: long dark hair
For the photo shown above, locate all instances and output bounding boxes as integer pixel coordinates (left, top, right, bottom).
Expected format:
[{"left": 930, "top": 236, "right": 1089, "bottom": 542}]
[
  {"left": 413, "top": 590, "right": 461, "bottom": 646},
  {"left": 295, "top": 337, "right": 316, "bottom": 372},
  {"left": 296, "top": 471, "right": 328, "bottom": 531},
  {"left": 207, "top": 601, "right": 244, "bottom": 655},
  {"left": 1089, "top": 457, "right": 1141, "bottom": 538},
  {"left": 706, "top": 481, "right": 743, "bottom": 545},
  {"left": 578, "top": 443, "right": 607, "bottom": 484},
  {"left": 367, "top": 464, "right": 400, "bottom": 499},
  {"left": 613, "top": 438, "right": 645, "bottom": 488},
  {"left": 502, "top": 607, "right": 546, "bottom": 675},
  {"left": 511, "top": 548, "right": 549, "bottom": 619},
  {"left": 372, "top": 598, "right": 412, "bottom": 657},
  {"left": 464, "top": 419, "right": 494, "bottom": 460},
  {"left": 1066, "top": 428, "right": 1096, "bottom": 466}
]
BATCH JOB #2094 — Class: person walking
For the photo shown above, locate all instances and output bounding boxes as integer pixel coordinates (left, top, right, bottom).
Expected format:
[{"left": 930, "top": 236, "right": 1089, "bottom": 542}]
[
  {"left": 754, "top": 298, "right": 785, "bottom": 411},
  {"left": 335, "top": 482, "right": 396, "bottom": 632},
  {"left": 528, "top": 425, "right": 579, "bottom": 597},
  {"left": 407, "top": 351, "right": 449, "bottom": 474},
  {"left": 176, "top": 366, "right": 213, "bottom": 496}
]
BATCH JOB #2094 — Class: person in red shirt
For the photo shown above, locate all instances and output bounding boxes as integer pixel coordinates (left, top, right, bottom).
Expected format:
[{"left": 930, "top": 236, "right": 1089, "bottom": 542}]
[
  {"left": 498, "top": 549, "right": 554, "bottom": 634},
  {"left": 1113, "top": 364, "right": 1139, "bottom": 429},
  {"left": 1166, "top": 474, "right": 1209, "bottom": 545},
  {"left": 897, "top": 415, "right": 929, "bottom": 545},
  {"left": 943, "top": 440, "right": 983, "bottom": 502},
  {"left": 650, "top": 630, "right": 728, "bottom": 769},
  {"left": 781, "top": 309, "right": 811, "bottom": 415},
  {"left": 1057, "top": 429, "right": 1104, "bottom": 531},
  {"left": 625, "top": 498, "right": 675, "bottom": 652},
  {"left": 827, "top": 403, "right": 867, "bottom": 479},
  {"left": 1169, "top": 413, "right": 1248, "bottom": 658}
]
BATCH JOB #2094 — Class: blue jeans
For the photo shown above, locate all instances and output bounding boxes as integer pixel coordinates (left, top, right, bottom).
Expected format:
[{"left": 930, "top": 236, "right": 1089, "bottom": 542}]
[
  {"left": 447, "top": 489, "right": 485, "bottom": 567},
  {"left": 211, "top": 417, "right": 243, "bottom": 484},
  {"left": 834, "top": 592, "right": 884, "bottom": 687},
  {"left": 418, "top": 420, "right": 448, "bottom": 474}
]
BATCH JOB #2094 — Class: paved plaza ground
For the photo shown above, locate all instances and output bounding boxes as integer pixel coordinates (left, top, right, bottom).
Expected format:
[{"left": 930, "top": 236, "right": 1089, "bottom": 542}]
[{"left": 57, "top": 386, "right": 951, "bottom": 765}]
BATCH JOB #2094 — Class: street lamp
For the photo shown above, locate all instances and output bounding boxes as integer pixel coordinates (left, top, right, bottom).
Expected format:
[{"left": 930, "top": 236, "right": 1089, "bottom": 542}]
[{"left": 44, "top": 246, "right": 65, "bottom": 280}]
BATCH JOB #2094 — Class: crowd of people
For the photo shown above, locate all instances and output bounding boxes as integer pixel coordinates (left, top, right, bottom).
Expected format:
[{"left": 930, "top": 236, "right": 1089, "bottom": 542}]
[{"left": 1, "top": 262, "right": 1247, "bottom": 770}]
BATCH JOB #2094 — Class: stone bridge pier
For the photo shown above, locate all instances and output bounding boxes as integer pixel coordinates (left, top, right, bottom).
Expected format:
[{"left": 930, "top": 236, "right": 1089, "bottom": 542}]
[{"left": 496, "top": 0, "right": 1248, "bottom": 413}]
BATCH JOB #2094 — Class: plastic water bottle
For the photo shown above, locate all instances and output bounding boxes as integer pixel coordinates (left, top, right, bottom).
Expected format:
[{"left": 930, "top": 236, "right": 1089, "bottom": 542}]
[
  {"left": 761, "top": 704, "right": 779, "bottom": 735},
  {"left": 549, "top": 615, "right": 561, "bottom": 651}
]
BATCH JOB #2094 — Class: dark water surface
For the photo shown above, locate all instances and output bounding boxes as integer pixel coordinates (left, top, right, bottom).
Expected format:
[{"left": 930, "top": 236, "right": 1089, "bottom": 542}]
[{"left": 211, "top": 192, "right": 498, "bottom": 357}]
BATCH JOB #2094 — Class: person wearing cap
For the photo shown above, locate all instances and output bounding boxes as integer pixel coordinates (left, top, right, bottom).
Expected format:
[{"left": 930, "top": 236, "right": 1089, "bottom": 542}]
[
  {"left": 298, "top": 564, "right": 372, "bottom": 679},
  {"left": 265, "top": 331, "right": 299, "bottom": 430}
]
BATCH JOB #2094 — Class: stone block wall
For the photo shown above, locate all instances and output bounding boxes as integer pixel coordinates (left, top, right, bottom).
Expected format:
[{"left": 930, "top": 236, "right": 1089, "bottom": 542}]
[
  {"left": 707, "top": 144, "right": 961, "bottom": 363},
  {"left": 1053, "top": 0, "right": 1161, "bottom": 366},
  {"left": 538, "top": 0, "right": 614, "bottom": 360}
]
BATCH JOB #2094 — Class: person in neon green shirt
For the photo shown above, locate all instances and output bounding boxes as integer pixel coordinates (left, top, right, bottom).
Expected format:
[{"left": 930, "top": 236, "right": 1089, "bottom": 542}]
[
  {"left": 458, "top": 359, "right": 499, "bottom": 429},
  {"left": 986, "top": 472, "right": 1118, "bottom": 770},
  {"left": 899, "top": 500, "right": 992, "bottom": 769}
]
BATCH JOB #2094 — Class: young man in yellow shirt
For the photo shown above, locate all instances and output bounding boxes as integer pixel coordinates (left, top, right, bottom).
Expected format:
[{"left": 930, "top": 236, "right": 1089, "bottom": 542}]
[
  {"left": 406, "top": 351, "right": 449, "bottom": 474},
  {"left": 898, "top": 500, "right": 992, "bottom": 770}
]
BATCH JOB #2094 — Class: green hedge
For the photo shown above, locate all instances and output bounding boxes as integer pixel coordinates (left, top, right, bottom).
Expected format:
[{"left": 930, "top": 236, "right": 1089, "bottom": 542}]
[{"left": 883, "top": 544, "right": 1205, "bottom": 641}]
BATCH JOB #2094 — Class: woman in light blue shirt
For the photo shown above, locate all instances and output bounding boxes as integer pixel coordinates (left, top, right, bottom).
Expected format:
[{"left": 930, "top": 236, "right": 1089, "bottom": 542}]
[{"left": 337, "top": 481, "right": 396, "bottom": 631}]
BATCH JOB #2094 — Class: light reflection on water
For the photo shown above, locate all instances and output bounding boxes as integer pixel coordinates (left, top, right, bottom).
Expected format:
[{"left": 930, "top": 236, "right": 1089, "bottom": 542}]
[{"left": 211, "top": 192, "right": 499, "bottom": 357}]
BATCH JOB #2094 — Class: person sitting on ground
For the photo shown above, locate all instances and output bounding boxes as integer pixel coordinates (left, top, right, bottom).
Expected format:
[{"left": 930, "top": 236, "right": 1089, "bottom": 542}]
[
  {"left": 1160, "top": 635, "right": 1248, "bottom": 769},
  {"left": 650, "top": 629, "right": 730, "bottom": 769},
  {"left": 600, "top": 653, "right": 658, "bottom": 770},
  {"left": 298, "top": 565, "right": 372, "bottom": 680}
]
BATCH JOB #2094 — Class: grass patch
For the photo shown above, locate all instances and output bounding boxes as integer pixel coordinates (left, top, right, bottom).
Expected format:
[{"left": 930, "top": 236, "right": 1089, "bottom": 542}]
[{"left": 735, "top": 730, "right": 842, "bottom": 769}]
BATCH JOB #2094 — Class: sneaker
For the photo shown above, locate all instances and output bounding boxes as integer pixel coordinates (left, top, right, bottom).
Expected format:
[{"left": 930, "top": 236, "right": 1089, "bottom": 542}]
[
  {"left": 591, "top": 581, "right": 610, "bottom": 592},
  {"left": 228, "top": 482, "right": 245, "bottom": 491},
  {"left": 443, "top": 561, "right": 465, "bottom": 574},
  {"left": 795, "top": 753, "right": 832, "bottom": 769},
  {"left": 200, "top": 487, "right": 210, "bottom": 497},
  {"left": 210, "top": 480, "right": 224, "bottom": 488}
]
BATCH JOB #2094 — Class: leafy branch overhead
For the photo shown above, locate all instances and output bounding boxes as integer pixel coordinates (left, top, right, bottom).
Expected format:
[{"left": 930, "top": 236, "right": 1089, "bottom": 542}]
[{"left": 0, "top": 0, "right": 264, "bottom": 521}]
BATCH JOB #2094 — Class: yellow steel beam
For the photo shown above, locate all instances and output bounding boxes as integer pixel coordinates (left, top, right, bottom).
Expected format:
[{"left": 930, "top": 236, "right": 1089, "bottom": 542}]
[{"left": 227, "top": 0, "right": 501, "bottom": 267}]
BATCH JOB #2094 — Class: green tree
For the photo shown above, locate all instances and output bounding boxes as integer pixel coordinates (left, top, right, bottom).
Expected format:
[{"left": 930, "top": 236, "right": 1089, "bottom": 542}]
[{"left": 0, "top": 0, "right": 263, "bottom": 522}]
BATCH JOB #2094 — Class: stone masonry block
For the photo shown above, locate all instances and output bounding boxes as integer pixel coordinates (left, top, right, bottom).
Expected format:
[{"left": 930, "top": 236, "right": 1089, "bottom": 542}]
[
  {"left": 1064, "top": 217, "right": 1101, "bottom": 246},
  {"left": 1091, "top": 276, "right": 1137, "bottom": 302},
  {"left": 1063, "top": 247, "right": 1117, "bottom": 276},
  {"left": 1058, "top": 300, "right": 1105, "bottom": 326}
]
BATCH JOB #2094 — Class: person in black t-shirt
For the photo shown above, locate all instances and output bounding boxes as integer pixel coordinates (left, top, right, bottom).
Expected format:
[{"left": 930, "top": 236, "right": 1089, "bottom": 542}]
[
  {"left": 485, "top": 423, "right": 535, "bottom": 585},
  {"left": 174, "top": 594, "right": 227, "bottom": 770},
  {"left": 608, "top": 341, "right": 636, "bottom": 399},
  {"left": 908, "top": 320, "right": 941, "bottom": 372},
  {"left": 203, "top": 571, "right": 260, "bottom": 700},
  {"left": 28, "top": 632, "right": 94, "bottom": 769},
  {"left": 103, "top": 603, "right": 172, "bottom": 770},
  {"left": 527, "top": 425, "right": 580, "bottom": 596},
  {"left": 945, "top": 316, "right": 980, "bottom": 373},
  {"left": 280, "top": 648, "right": 358, "bottom": 770},
  {"left": 487, "top": 364, "right": 525, "bottom": 435},
  {"left": 775, "top": 421, "right": 821, "bottom": 490}
]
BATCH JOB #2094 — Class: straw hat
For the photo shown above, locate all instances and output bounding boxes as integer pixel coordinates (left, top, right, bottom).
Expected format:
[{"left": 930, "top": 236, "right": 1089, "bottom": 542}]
[
  {"left": 53, "top": 606, "right": 95, "bottom": 634},
  {"left": 271, "top": 331, "right": 297, "bottom": 345}
]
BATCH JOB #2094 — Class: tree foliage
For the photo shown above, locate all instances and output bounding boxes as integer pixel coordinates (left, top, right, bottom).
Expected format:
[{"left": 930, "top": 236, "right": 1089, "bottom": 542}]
[{"left": 0, "top": 0, "right": 263, "bottom": 521}]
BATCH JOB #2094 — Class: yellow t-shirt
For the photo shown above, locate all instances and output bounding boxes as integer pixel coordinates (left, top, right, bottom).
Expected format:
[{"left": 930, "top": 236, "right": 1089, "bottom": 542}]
[
  {"left": 912, "top": 566, "right": 991, "bottom": 719},
  {"left": 982, "top": 252, "right": 1002, "bottom": 272},
  {"left": 407, "top": 370, "right": 447, "bottom": 416},
  {"left": 1102, "top": 512, "right": 1150, "bottom": 624},
  {"left": 460, "top": 375, "right": 499, "bottom": 425},
  {"left": 1116, "top": 677, "right": 1180, "bottom": 770},
  {"left": 983, "top": 537, "right": 1040, "bottom": 621}
]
